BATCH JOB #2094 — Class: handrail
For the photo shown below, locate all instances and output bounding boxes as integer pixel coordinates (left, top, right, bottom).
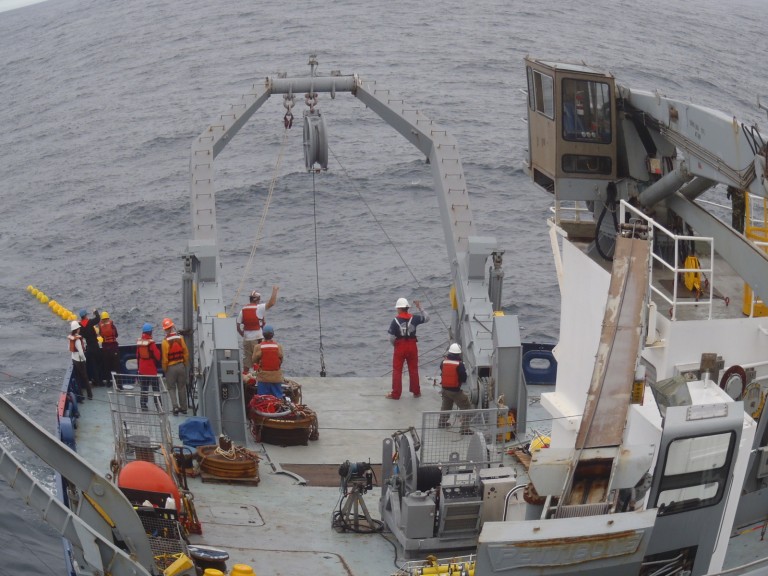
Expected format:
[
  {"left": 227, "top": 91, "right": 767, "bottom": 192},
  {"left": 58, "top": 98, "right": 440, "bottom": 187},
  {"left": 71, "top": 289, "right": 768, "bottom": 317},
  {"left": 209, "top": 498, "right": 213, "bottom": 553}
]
[
  {"left": 502, "top": 484, "right": 528, "bottom": 521},
  {"left": 621, "top": 200, "right": 715, "bottom": 320}
]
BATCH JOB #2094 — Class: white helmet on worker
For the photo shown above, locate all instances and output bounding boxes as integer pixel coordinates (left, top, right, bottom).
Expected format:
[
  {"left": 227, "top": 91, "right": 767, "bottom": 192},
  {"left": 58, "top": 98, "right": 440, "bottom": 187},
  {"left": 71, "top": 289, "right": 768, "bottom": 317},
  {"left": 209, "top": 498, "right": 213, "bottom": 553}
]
[
  {"left": 70, "top": 320, "right": 80, "bottom": 331},
  {"left": 395, "top": 297, "right": 409, "bottom": 310},
  {"left": 448, "top": 343, "right": 461, "bottom": 354},
  {"left": 250, "top": 290, "right": 261, "bottom": 302}
]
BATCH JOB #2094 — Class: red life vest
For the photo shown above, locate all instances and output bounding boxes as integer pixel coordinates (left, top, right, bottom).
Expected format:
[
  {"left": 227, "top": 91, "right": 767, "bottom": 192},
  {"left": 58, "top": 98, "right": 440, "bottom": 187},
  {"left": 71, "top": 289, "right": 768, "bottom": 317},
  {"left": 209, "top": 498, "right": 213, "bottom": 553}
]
[
  {"left": 441, "top": 359, "right": 461, "bottom": 389},
  {"left": 136, "top": 337, "right": 156, "bottom": 360},
  {"left": 100, "top": 320, "right": 117, "bottom": 344},
  {"left": 166, "top": 334, "right": 186, "bottom": 364},
  {"left": 241, "top": 304, "right": 265, "bottom": 331},
  {"left": 79, "top": 318, "right": 89, "bottom": 329},
  {"left": 259, "top": 341, "right": 281, "bottom": 371},
  {"left": 68, "top": 334, "right": 84, "bottom": 353}
]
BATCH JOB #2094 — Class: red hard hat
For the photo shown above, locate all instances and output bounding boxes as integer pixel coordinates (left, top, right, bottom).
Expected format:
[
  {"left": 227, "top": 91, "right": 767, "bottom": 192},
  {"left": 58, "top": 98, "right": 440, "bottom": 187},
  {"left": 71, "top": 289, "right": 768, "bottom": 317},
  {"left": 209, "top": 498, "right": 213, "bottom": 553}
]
[{"left": 162, "top": 318, "right": 174, "bottom": 330}]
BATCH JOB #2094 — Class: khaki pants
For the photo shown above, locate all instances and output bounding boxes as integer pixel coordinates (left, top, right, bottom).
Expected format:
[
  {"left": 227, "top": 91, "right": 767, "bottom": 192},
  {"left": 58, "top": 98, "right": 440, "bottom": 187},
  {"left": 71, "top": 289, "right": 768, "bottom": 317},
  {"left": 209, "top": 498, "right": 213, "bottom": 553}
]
[{"left": 439, "top": 387, "right": 471, "bottom": 432}]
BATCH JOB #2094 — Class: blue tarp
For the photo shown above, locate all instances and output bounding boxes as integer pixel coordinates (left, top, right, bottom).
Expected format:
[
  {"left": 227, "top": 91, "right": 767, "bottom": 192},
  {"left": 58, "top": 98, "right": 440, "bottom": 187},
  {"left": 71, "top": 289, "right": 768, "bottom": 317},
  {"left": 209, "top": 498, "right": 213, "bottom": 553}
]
[{"left": 178, "top": 416, "right": 217, "bottom": 447}]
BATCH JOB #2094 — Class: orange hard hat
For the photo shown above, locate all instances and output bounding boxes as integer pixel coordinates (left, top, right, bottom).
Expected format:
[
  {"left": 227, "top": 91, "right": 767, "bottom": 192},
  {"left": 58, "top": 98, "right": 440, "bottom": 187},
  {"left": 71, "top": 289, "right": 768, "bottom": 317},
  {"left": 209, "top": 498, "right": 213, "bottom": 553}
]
[{"left": 162, "top": 318, "right": 174, "bottom": 330}]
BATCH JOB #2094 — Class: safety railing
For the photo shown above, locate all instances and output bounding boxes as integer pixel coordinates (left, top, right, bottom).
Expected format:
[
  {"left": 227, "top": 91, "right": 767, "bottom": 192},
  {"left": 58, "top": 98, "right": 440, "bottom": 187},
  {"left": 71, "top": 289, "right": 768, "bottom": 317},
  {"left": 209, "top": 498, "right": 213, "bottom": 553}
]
[{"left": 620, "top": 200, "right": 716, "bottom": 321}]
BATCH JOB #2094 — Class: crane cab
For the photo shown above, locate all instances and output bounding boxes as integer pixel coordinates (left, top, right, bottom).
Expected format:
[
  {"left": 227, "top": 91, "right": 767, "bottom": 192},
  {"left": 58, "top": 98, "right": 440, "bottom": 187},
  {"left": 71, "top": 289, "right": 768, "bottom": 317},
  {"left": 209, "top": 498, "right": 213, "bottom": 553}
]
[{"left": 524, "top": 58, "right": 617, "bottom": 203}]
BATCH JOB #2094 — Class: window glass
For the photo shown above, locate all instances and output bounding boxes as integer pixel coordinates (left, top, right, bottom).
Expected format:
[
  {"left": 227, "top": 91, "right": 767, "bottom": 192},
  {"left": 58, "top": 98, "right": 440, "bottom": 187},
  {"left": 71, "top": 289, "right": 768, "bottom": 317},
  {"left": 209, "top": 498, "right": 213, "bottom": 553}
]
[
  {"left": 526, "top": 67, "right": 535, "bottom": 110},
  {"left": 654, "top": 432, "right": 734, "bottom": 516},
  {"left": 665, "top": 433, "right": 730, "bottom": 475},
  {"left": 533, "top": 71, "right": 554, "bottom": 119},
  {"left": 657, "top": 483, "right": 718, "bottom": 509},
  {"left": 562, "top": 78, "right": 611, "bottom": 143},
  {"left": 561, "top": 154, "right": 612, "bottom": 175}
]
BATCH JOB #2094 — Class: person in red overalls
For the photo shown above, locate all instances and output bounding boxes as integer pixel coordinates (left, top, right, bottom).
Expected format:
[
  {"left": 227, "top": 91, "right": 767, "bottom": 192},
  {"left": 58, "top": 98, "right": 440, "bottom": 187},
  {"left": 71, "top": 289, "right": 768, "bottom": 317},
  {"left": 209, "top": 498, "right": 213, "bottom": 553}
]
[
  {"left": 386, "top": 297, "right": 429, "bottom": 399},
  {"left": 438, "top": 343, "right": 471, "bottom": 434}
]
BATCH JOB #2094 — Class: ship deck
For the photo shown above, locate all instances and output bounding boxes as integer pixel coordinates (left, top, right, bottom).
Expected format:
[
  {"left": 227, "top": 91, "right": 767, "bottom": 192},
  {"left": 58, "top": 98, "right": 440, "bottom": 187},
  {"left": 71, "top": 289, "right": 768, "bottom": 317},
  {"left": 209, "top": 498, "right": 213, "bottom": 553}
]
[{"left": 76, "top": 377, "right": 550, "bottom": 575}]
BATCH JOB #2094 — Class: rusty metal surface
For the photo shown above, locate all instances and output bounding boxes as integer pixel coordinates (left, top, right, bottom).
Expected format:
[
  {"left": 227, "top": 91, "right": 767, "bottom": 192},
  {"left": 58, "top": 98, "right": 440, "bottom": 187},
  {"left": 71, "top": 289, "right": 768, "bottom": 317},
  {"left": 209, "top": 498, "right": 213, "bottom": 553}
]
[{"left": 576, "top": 237, "right": 651, "bottom": 450}]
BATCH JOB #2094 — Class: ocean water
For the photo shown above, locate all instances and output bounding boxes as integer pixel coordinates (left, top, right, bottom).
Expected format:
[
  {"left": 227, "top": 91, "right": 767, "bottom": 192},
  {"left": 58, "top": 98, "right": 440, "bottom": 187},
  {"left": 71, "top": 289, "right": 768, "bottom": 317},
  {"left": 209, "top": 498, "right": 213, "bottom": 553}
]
[{"left": 0, "top": 0, "right": 765, "bottom": 572}]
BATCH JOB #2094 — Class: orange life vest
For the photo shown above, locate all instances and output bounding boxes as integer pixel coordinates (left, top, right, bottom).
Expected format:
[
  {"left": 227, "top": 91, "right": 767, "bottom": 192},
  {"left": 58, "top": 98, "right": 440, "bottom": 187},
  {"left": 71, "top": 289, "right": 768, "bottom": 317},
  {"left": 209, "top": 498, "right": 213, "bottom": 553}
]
[
  {"left": 68, "top": 334, "right": 84, "bottom": 353},
  {"left": 100, "top": 319, "right": 117, "bottom": 344},
  {"left": 441, "top": 359, "right": 460, "bottom": 389},
  {"left": 166, "top": 334, "right": 186, "bottom": 364},
  {"left": 241, "top": 304, "right": 265, "bottom": 331},
  {"left": 259, "top": 341, "right": 281, "bottom": 371},
  {"left": 136, "top": 337, "right": 155, "bottom": 359}
]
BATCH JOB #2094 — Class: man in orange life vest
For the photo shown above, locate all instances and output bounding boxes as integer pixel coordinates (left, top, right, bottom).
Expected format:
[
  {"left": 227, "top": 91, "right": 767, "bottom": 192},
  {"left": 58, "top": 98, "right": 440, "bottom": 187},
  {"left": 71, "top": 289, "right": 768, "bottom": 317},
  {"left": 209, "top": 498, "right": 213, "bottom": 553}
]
[
  {"left": 137, "top": 322, "right": 161, "bottom": 411},
  {"left": 386, "top": 297, "right": 429, "bottom": 399},
  {"left": 251, "top": 325, "right": 284, "bottom": 399},
  {"left": 68, "top": 320, "right": 92, "bottom": 401},
  {"left": 438, "top": 343, "right": 471, "bottom": 434},
  {"left": 161, "top": 317, "right": 190, "bottom": 415},
  {"left": 237, "top": 286, "right": 279, "bottom": 369},
  {"left": 98, "top": 311, "right": 119, "bottom": 385}
]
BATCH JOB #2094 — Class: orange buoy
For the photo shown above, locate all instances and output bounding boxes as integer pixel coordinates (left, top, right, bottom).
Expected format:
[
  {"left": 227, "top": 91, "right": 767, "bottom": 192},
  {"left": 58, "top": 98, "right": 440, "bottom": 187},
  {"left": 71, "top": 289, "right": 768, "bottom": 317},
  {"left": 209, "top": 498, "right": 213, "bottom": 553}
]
[{"left": 117, "top": 460, "right": 181, "bottom": 510}]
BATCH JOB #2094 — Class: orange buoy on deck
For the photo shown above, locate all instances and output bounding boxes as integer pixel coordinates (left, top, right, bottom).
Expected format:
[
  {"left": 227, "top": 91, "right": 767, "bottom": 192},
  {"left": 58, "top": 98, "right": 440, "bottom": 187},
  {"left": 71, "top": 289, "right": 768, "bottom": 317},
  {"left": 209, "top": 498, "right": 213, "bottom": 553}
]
[{"left": 117, "top": 460, "right": 181, "bottom": 510}]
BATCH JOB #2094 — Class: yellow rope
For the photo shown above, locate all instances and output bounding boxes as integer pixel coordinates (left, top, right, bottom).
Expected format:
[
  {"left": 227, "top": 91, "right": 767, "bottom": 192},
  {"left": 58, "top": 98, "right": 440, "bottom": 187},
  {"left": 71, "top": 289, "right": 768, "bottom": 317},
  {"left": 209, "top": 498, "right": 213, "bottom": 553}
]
[{"left": 231, "top": 128, "right": 290, "bottom": 313}]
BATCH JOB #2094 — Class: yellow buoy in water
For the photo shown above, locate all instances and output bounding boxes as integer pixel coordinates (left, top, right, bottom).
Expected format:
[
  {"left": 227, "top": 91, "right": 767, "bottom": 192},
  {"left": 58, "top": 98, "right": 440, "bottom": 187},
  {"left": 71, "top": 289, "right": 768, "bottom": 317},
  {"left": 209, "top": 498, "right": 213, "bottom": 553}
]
[{"left": 26, "top": 285, "right": 34, "bottom": 293}]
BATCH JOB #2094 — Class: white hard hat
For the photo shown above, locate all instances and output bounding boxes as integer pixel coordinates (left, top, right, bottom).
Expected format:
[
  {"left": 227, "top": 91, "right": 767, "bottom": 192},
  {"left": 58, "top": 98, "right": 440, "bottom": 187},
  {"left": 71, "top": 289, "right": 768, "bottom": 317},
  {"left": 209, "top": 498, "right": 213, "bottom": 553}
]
[
  {"left": 448, "top": 343, "right": 461, "bottom": 354},
  {"left": 395, "top": 297, "right": 409, "bottom": 309},
  {"left": 250, "top": 290, "right": 261, "bottom": 301},
  {"left": 70, "top": 320, "right": 80, "bottom": 331}
]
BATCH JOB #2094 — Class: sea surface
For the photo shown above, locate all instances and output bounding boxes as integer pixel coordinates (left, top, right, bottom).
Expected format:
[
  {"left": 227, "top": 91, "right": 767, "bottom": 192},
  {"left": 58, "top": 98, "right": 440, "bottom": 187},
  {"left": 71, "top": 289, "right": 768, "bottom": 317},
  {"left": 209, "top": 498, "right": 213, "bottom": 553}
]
[{"left": 0, "top": 0, "right": 765, "bottom": 573}]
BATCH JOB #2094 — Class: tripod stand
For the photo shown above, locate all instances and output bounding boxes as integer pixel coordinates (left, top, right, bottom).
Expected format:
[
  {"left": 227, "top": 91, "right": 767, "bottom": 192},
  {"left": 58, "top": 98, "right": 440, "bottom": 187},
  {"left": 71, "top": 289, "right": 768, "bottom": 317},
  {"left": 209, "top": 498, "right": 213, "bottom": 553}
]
[{"left": 332, "top": 474, "right": 383, "bottom": 533}]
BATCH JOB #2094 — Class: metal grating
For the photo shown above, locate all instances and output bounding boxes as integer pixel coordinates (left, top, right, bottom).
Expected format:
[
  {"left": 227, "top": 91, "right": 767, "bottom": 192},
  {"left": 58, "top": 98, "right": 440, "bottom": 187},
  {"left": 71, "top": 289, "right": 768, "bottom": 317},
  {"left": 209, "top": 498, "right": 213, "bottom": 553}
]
[
  {"left": 419, "top": 408, "right": 506, "bottom": 469},
  {"left": 109, "top": 374, "right": 175, "bottom": 475},
  {"left": 138, "top": 509, "right": 188, "bottom": 570}
]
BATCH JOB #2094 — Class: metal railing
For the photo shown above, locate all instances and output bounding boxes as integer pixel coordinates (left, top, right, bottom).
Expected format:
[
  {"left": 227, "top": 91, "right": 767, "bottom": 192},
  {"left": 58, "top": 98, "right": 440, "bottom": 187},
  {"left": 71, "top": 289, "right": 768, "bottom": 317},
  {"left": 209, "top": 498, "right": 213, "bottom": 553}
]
[{"left": 620, "top": 200, "right": 716, "bottom": 320}]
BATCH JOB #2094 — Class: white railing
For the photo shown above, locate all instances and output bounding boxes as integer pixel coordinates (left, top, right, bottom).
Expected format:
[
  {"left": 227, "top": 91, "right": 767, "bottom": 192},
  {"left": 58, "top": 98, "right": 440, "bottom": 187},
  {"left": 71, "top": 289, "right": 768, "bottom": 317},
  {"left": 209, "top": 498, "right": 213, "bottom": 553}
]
[{"left": 620, "top": 200, "right": 715, "bottom": 321}]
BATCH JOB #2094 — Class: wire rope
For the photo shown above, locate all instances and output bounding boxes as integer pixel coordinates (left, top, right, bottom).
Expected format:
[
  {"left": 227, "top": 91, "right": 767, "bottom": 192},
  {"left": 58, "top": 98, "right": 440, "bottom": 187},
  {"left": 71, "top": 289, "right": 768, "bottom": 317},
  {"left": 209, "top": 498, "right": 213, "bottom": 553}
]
[
  {"left": 230, "top": 128, "right": 290, "bottom": 314},
  {"left": 327, "top": 146, "right": 449, "bottom": 333},
  {"left": 311, "top": 169, "right": 327, "bottom": 377}
]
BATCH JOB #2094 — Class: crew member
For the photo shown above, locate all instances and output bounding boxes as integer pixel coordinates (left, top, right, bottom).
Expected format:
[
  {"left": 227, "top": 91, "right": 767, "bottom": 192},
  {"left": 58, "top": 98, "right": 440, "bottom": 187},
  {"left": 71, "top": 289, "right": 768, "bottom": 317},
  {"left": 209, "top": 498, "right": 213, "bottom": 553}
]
[
  {"left": 252, "top": 325, "right": 284, "bottom": 398},
  {"left": 237, "top": 286, "right": 279, "bottom": 369},
  {"left": 386, "top": 297, "right": 429, "bottom": 399},
  {"left": 98, "top": 311, "right": 119, "bottom": 386},
  {"left": 137, "top": 323, "right": 161, "bottom": 411},
  {"left": 78, "top": 308, "right": 101, "bottom": 387},
  {"left": 437, "top": 343, "right": 471, "bottom": 434},
  {"left": 68, "top": 321, "right": 92, "bottom": 401},
  {"left": 161, "top": 318, "right": 189, "bottom": 415}
]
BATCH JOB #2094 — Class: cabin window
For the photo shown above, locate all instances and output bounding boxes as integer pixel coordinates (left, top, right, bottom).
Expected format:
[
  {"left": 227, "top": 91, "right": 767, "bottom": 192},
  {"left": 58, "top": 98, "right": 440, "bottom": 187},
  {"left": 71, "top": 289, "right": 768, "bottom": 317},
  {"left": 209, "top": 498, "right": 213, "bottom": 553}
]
[
  {"left": 527, "top": 68, "right": 554, "bottom": 119},
  {"left": 561, "top": 78, "right": 612, "bottom": 143},
  {"left": 654, "top": 431, "right": 734, "bottom": 516},
  {"left": 561, "top": 154, "right": 612, "bottom": 175}
]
